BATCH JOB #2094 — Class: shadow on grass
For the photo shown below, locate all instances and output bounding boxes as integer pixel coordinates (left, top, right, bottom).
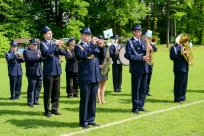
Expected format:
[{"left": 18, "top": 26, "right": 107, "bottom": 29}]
[
  {"left": 60, "top": 86, "right": 66, "bottom": 89},
  {"left": 0, "top": 102, "right": 27, "bottom": 106},
  {"left": 118, "top": 97, "right": 173, "bottom": 104},
  {"left": 0, "top": 98, "right": 12, "bottom": 100},
  {"left": 63, "top": 107, "right": 130, "bottom": 113},
  {"left": 6, "top": 119, "right": 79, "bottom": 129},
  {"left": 60, "top": 99, "right": 79, "bottom": 104},
  {"left": 146, "top": 98, "right": 173, "bottom": 103},
  {"left": 187, "top": 90, "right": 204, "bottom": 93},
  {"left": 0, "top": 110, "right": 43, "bottom": 116},
  {"left": 22, "top": 95, "right": 43, "bottom": 99},
  {"left": 104, "top": 90, "right": 130, "bottom": 96},
  {"left": 118, "top": 98, "right": 131, "bottom": 104}
]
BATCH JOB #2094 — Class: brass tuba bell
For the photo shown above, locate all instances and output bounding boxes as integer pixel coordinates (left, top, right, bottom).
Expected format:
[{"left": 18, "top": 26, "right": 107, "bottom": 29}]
[{"left": 175, "top": 33, "right": 194, "bottom": 66}]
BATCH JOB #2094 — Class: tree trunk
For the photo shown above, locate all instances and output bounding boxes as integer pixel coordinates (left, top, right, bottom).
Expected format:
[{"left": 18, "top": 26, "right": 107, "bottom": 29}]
[
  {"left": 199, "top": 28, "right": 202, "bottom": 45},
  {"left": 174, "top": 18, "right": 176, "bottom": 37},
  {"left": 166, "top": 0, "right": 170, "bottom": 47}
]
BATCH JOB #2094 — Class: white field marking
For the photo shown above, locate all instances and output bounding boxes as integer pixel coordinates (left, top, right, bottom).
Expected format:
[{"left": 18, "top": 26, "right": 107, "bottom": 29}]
[{"left": 61, "top": 100, "right": 204, "bottom": 136}]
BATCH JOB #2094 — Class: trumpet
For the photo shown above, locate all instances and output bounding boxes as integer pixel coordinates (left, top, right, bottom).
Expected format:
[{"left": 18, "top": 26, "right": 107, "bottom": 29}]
[
  {"left": 15, "top": 52, "right": 24, "bottom": 59},
  {"left": 52, "top": 38, "right": 65, "bottom": 49}
]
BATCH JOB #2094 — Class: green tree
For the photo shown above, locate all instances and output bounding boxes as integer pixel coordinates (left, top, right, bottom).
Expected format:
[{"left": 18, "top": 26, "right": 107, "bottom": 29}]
[
  {"left": 84, "top": 0, "right": 147, "bottom": 37},
  {"left": 0, "top": 0, "right": 34, "bottom": 40},
  {"left": 0, "top": 32, "right": 10, "bottom": 58}
]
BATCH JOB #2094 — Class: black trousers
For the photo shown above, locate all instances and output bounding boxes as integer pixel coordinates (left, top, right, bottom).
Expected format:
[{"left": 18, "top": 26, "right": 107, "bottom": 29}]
[
  {"left": 79, "top": 82, "right": 98, "bottom": 126},
  {"left": 66, "top": 72, "right": 78, "bottom": 96},
  {"left": 27, "top": 76, "right": 42, "bottom": 105},
  {"left": 173, "top": 72, "right": 188, "bottom": 102},
  {"left": 43, "top": 75, "right": 60, "bottom": 113},
  {"left": 112, "top": 64, "right": 122, "bottom": 91},
  {"left": 131, "top": 73, "right": 148, "bottom": 112},
  {"left": 9, "top": 76, "right": 22, "bottom": 99},
  {"left": 146, "top": 64, "right": 153, "bottom": 94}
]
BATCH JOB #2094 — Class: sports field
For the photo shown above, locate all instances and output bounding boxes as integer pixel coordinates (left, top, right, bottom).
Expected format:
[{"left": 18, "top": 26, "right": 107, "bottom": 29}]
[{"left": 0, "top": 45, "right": 204, "bottom": 136}]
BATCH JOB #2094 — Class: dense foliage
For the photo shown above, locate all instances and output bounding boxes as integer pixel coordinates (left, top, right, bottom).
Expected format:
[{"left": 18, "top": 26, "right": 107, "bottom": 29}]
[{"left": 0, "top": 0, "right": 203, "bottom": 57}]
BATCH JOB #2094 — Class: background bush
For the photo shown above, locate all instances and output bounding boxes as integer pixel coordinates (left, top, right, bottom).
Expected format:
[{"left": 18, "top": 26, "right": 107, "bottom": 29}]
[{"left": 0, "top": 33, "right": 10, "bottom": 58}]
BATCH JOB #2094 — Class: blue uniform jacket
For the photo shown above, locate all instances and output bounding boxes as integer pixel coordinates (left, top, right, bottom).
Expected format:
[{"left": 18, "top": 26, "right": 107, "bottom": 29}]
[
  {"left": 23, "top": 48, "right": 43, "bottom": 77},
  {"left": 169, "top": 44, "right": 188, "bottom": 73},
  {"left": 40, "top": 40, "right": 66, "bottom": 76},
  {"left": 74, "top": 42, "right": 105, "bottom": 83},
  {"left": 65, "top": 48, "right": 78, "bottom": 73},
  {"left": 5, "top": 50, "right": 24, "bottom": 76},
  {"left": 125, "top": 37, "right": 149, "bottom": 74},
  {"left": 109, "top": 44, "right": 120, "bottom": 65}
]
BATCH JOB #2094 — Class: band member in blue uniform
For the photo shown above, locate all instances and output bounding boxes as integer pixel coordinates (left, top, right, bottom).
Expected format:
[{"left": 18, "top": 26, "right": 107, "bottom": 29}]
[
  {"left": 142, "top": 32, "right": 158, "bottom": 96},
  {"left": 65, "top": 37, "right": 78, "bottom": 98},
  {"left": 125, "top": 24, "right": 151, "bottom": 114},
  {"left": 109, "top": 34, "right": 122, "bottom": 92},
  {"left": 23, "top": 39, "right": 43, "bottom": 107},
  {"left": 5, "top": 41, "right": 24, "bottom": 100},
  {"left": 169, "top": 34, "right": 189, "bottom": 103},
  {"left": 74, "top": 27, "right": 104, "bottom": 129},
  {"left": 40, "top": 26, "right": 66, "bottom": 117}
]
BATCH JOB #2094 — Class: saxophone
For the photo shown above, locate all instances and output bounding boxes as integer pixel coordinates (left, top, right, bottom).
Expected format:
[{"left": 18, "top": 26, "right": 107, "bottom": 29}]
[
  {"left": 175, "top": 33, "right": 194, "bottom": 66},
  {"left": 144, "top": 38, "right": 154, "bottom": 65},
  {"left": 101, "top": 46, "right": 112, "bottom": 75}
]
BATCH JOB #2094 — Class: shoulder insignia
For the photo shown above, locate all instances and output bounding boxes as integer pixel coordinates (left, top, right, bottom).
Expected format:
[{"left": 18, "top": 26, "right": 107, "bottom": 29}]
[{"left": 76, "top": 44, "right": 84, "bottom": 51}]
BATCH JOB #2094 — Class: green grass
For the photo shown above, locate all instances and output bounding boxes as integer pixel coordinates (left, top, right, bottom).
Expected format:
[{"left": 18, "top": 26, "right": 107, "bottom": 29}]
[{"left": 0, "top": 45, "right": 204, "bottom": 136}]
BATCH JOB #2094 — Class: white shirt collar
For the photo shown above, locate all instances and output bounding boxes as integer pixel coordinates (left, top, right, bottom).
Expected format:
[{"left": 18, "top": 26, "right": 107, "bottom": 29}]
[
  {"left": 133, "top": 36, "right": 140, "bottom": 42},
  {"left": 81, "top": 41, "right": 89, "bottom": 47}
]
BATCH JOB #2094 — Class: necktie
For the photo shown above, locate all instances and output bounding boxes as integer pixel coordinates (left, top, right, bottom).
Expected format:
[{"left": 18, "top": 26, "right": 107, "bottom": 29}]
[
  {"left": 116, "top": 44, "right": 120, "bottom": 50},
  {"left": 137, "top": 40, "right": 141, "bottom": 47}
]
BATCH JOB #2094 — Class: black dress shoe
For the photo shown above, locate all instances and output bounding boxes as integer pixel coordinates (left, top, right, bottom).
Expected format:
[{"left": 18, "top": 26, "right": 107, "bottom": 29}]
[
  {"left": 139, "top": 108, "right": 148, "bottom": 112},
  {"left": 9, "top": 97, "right": 15, "bottom": 101},
  {"left": 73, "top": 94, "right": 79, "bottom": 98},
  {"left": 34, "top": 102, "right": 40, "bottom": 105},
  {"left": 28, "top": 104, "right": 34, "bottom": 108},
  {"left": 51, "top": 110, "right": 61, "bottom": 115},
  {"left": 133, "top": 109, "right": 139, "bottom": 114},
  {"left": 118, "top": 89, "right": 122, "bottom": 92},
  {"left": 146, "top": 93, "right": 152, "bottom": 96},
  {"left": 114, "top": 90, "right": 118, "bottom": 92},
  {"left": 45, "top": 112, "right": 51, "bottom": 118},
  {"left": 88, "top": 123, "right": 100, "bottom": 127},
  {"left": 67, "top": 95, "right": 72, "bottom": 98},
  {"left": 15, "top": 97, "right": 20, "bottom": 99},
  {"left": 82, "top": 125, "right": 90, "bottom": 129}
]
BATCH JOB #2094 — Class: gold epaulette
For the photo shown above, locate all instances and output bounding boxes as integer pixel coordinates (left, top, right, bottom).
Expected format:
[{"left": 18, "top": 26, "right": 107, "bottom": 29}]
[
  {"left": 77, "top": 44, "right": 84, "bottom": 51},
  {"left": 74, "top": 44, "right": 95, "bottom": 63},
  {"left": 75, "top": 44, "right": 94, "bottom": 60}
]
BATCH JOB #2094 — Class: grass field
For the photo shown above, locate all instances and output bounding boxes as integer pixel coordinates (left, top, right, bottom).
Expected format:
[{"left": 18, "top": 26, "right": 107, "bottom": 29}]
[{"left": 0, "top": 45, "right": 204, "bottom": 136}]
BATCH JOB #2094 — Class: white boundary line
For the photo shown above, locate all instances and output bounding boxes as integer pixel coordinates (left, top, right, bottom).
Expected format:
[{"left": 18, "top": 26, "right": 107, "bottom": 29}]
[{"left": 61, "top": 100, "right": 204, "bottom": 136}]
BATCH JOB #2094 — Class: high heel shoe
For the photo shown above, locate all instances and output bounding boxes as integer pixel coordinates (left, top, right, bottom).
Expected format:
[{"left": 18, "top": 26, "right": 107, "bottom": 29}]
[{"left": 101, "top": 100, "right": 106, "bottom": 104}]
